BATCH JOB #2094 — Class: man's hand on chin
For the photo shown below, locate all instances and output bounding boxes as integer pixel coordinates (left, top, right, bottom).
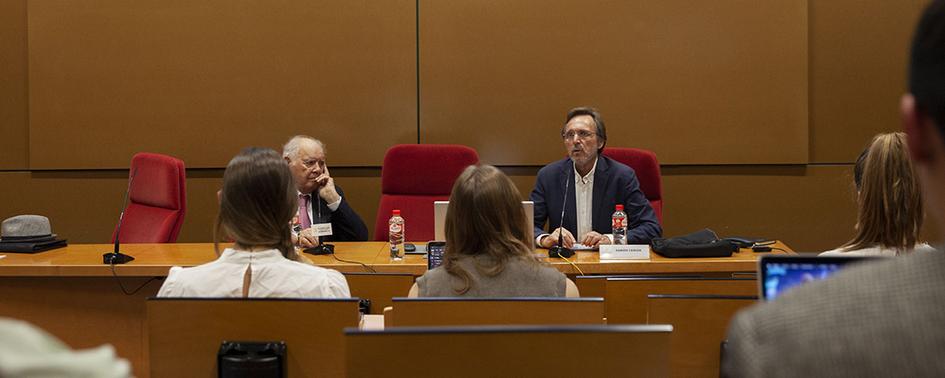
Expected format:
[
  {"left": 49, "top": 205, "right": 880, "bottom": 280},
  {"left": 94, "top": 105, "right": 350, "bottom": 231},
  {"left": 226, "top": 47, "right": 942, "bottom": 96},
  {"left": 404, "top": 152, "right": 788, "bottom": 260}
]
[{"left": 316, "top": 166, "right": 341, "bottom": 204}]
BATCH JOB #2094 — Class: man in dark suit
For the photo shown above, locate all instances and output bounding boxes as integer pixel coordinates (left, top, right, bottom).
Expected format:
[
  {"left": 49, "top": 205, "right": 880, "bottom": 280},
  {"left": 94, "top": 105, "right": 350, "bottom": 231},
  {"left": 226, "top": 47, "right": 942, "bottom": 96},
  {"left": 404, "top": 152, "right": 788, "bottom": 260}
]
[
  {"left": 723, "top": 2, "right": 945, "bottom": 376},
  {"left": 283, "top": 135, "right": 368, "bottom": 247},
  {"left": 530, "top": 107, "right": 661, "bottom": 248}
]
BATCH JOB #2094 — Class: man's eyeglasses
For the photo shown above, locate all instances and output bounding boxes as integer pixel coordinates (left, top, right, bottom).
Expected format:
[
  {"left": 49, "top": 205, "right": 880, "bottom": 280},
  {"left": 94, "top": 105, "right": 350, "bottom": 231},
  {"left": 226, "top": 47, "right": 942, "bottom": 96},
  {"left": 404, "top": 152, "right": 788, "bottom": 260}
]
[
  {"left": 300, "top": 159, "right": 324, "bottom": 170},
  {"left": 562, "top": 130, "right": 597, "bottom": 140}
]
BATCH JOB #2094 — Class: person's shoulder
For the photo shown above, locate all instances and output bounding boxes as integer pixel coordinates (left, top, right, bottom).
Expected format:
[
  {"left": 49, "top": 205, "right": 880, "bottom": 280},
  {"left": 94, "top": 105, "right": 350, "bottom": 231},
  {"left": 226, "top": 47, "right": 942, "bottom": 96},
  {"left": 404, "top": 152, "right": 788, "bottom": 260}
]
[
  {"left": 281, "top": 261, "right": 350, "bottom": 296},
  {"left": 914, "top": 243, "right": 939, "bottom": 254},
  {"left": 728, "top": 253, "right": 945, "bottom": 375},
  {"left": 600, "top": 155, "right": 636, "bottom": 177},
  {"left": 536, "top": 158, "right": 570, "bottom": 177}
]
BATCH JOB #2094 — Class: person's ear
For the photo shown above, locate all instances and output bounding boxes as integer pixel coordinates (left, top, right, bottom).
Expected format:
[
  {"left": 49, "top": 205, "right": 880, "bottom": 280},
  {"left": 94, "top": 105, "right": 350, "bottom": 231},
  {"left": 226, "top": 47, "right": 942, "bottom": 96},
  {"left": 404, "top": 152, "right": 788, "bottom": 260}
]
[
  {"left": 284, "top": 156, "right": 292, "bottom": 165},
  {"left": 902, "top": 93, "right": 934, "bottom": 163}
]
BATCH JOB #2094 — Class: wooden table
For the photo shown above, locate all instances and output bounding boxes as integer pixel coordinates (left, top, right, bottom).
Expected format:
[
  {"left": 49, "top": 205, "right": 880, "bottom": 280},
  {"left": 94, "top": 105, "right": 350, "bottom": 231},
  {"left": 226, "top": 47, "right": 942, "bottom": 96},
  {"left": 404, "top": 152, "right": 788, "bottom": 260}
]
[
  {"left": 0, "top": 241, "right": 791, "bottom": 377},
  {"left": 0, "top": 241, "right": 792, "bottom": 276}
]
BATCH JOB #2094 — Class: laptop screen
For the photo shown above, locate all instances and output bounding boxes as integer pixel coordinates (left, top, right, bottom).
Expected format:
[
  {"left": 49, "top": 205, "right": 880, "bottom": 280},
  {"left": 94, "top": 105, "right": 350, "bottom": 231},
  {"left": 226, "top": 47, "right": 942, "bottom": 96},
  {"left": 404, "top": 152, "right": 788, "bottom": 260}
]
[{"left": 758, "top": 255, "right": 875, "bottom": 301}]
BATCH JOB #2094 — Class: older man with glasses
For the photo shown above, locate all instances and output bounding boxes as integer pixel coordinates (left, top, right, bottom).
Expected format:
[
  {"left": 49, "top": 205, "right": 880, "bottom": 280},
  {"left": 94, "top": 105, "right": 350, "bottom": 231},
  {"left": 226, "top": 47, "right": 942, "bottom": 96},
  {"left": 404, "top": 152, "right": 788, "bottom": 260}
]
[
  {"left": 530, "top": 107, "right": 662, "bottom": 249},
  {"left": 283, "top": 135, "right": 368, "bottom": 248}
]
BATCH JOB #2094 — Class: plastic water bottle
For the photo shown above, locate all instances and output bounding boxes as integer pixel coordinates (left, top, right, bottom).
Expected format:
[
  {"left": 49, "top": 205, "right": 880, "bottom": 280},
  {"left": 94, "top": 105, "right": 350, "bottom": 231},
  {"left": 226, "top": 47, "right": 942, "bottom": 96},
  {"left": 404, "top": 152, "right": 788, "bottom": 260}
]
[
  {"left": 389, "top": 209, "right": 405, "bottom": 260},
  {"left": 612, "top": 204, "right": 627, "bottom": 245}
]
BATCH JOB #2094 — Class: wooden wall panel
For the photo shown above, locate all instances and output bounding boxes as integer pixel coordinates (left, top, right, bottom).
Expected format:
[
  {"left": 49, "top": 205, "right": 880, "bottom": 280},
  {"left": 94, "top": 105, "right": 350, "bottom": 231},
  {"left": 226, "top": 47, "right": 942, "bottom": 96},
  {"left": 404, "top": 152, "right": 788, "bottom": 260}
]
[
  {"left": 27, "top": 0, "right": 416, "bottom": 169},
  {"left": 0, "top": 0, "right": 28, "bottom": 169},
  {"left": 420, "top": 0, "right": 808, "bottom": 165},
  {"left": 809, "top": 0, "right": 927, "bottom": 163}
]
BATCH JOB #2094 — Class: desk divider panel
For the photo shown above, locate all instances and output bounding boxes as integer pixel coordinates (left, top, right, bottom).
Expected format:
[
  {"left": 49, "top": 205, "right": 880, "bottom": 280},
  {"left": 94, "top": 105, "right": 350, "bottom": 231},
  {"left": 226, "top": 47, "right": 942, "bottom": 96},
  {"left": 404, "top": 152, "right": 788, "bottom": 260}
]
[
  {"left": 606, "top": 277, "right": 757, "bottom": 324},
  {"left": 387, "top": 297, "right": 605, "bottom": 327},
  {"left": 147, "top": 297, "right": 360, "bottom": 378},
  {"left": 346, "top": 325, "right": 673, "bottom": 377},
  {"left": 646, "top": 294, "right": 758, "bottom": 378}
]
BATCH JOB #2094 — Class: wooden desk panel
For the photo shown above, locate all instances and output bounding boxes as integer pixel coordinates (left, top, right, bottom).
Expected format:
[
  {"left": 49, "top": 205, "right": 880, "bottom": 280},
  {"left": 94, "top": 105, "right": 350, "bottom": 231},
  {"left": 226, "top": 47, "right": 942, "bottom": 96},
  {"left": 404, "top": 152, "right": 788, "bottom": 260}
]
[{"left": 0, "top": 241, "right": 788, "bottom": 377}]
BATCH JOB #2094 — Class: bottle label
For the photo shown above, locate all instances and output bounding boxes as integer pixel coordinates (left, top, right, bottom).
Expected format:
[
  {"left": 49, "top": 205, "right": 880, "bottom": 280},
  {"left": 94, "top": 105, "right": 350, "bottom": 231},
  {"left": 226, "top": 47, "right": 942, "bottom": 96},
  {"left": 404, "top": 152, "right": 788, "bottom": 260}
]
[
  {"left": 390, "top": 224, "right": 403, "bottom": 234},
  {"left": 612, "top": 217, "right": 626, "bottom": 229}
]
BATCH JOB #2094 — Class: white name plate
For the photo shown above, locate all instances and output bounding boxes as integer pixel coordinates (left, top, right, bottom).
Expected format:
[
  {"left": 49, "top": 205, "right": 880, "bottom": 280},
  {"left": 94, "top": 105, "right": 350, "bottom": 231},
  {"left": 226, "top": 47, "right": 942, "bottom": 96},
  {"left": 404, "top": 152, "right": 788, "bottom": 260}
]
[{"left": 599, "top": 244, "right": 650, "bottom": 260}]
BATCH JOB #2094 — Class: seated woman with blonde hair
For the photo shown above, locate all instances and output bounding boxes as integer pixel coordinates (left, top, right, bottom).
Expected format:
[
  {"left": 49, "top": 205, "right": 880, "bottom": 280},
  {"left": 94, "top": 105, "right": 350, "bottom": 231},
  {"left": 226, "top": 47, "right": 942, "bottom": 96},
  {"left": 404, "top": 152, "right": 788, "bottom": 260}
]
[
  {"left": 158, "top": 147, "right": 349, "bottom": 297},
  {"left": 410, "top": 165, "right": 578, "bottom": 297},
  {"left": 821, "top": 132, "right": 936, "bottom": 257}
]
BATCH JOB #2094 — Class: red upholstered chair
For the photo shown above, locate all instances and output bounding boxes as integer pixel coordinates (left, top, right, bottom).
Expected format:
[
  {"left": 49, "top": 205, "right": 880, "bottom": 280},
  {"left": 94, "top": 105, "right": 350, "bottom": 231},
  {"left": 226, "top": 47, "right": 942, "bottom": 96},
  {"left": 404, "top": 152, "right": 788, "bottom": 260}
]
[
  {"left": 602, "top": 147, "right": 663, "bottom": 224},
  {"left": 374, "top": 144, "right": 479, "bottom": 242},
  {"left": 111, "top": 153, "right": 187, "bottom": 243}
]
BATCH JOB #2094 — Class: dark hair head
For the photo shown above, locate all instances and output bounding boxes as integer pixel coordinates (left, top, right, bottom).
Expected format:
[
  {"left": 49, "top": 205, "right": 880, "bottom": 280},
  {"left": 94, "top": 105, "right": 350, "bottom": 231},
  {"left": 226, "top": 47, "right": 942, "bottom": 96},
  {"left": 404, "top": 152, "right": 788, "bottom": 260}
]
[
  {"left": 442, "top": 165, "right": 537, "bottom": 294},
  {"left": 909, "top": 0, "right": 945, "bottom": 130},
  {"left": 564, "top": 107, "right": 607, "bottom": 152},
  {"left": 214, "top": 147, "right": 300, "bottom": 260}
]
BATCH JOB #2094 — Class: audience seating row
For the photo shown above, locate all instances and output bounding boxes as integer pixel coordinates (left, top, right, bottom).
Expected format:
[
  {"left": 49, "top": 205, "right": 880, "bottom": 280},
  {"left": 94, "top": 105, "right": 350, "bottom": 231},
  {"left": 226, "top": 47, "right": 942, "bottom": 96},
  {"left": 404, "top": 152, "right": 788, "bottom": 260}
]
[{"left": 148, "top": 275, "right": 755, "bottom": 377}]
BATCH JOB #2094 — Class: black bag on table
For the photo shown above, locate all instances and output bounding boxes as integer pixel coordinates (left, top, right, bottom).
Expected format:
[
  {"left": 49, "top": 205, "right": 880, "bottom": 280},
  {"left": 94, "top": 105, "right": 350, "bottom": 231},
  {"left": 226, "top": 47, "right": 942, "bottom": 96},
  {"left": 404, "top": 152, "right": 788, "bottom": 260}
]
[{"left": 651, "top": 228, "right": 738, "bottom": 258}]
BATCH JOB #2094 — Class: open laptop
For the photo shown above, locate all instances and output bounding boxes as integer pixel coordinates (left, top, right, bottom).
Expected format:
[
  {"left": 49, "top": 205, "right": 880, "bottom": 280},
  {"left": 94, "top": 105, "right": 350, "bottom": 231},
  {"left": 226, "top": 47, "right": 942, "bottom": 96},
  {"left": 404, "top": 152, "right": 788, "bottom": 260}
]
[
  {"left": 758, "top": 255, "right": 877, "bottom": 301},
  {"left": 434, "top": 201, "right": 534, "bottom": 241}
]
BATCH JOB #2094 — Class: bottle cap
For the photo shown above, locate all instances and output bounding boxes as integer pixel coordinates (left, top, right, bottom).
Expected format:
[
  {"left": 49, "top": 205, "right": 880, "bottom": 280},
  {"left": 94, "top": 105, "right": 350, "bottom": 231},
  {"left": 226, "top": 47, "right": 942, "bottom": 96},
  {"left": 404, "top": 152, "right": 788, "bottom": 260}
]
[
  {"left": 615, "top": 204, "right": 624, "bottom": 211},
  {"left": 392, "top": 209, "right": 401, "bottom": 215}
]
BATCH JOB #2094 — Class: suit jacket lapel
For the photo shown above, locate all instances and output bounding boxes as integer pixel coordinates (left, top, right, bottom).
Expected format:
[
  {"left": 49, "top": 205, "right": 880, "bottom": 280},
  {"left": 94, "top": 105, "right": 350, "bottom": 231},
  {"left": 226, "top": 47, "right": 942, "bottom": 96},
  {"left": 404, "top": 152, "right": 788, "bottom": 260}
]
[{"left": 592, "top": 156, "right": 611, "bottom": 231}]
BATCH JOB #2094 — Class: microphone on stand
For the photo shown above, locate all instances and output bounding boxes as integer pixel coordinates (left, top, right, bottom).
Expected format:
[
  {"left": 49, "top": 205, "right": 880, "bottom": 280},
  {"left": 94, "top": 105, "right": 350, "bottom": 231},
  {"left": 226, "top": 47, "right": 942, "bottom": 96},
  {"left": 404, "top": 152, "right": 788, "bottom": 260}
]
[
  {"left": 103, "top": 168, "right": 137, "bottom": 264},
  {"left": 549, "top": 162, "right": 575, "bottom": 258}
]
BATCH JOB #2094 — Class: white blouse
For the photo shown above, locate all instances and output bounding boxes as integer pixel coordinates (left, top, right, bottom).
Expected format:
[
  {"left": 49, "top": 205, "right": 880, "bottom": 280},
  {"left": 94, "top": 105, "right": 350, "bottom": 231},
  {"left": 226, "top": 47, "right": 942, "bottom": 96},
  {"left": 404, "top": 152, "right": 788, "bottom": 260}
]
[
  {"left": 819, "top": 243, "right": 938, "bottom": 257},
  {"left": 157, "top": 248, "right": 350, "bottom": 298}
]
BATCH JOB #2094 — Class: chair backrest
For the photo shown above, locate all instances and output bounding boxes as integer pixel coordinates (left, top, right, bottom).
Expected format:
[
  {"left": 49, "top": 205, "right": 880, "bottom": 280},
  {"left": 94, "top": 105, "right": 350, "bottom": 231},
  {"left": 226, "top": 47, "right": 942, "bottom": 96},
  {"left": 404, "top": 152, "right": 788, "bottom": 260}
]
[
  {"left": 387, "top": 297, "right": 604, "bottom": 327},
  {"left": 606, "top": 277, "right": 756, "bottom": 324},
  {"left": 343, "top": 272, "right": 415, "bottom": 314},
  {"left": 112, "top": 152, "right": 186, "bottom": 243},
  {"left": 374, "top": 144, "right": 479, "bottom": 241},
  {"left": 346, "top": 325, "right": 672, "bottom": 377},
  {"left": 646, "top": 294, "right": 757, "bottom": 378},
  {"left": 574, "top": 274, "right": 705, "bottom": 299},
  {"left": 602, "top": 147, "right": 663, "bottom": 223},
  {"left": 147, "top": 298, "right": 360, "bottom": 377}
]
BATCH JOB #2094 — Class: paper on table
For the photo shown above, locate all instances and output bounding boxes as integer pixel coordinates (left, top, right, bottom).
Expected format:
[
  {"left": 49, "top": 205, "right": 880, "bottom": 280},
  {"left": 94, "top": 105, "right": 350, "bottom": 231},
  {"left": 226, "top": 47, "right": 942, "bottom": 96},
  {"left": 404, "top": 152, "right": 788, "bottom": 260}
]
[{"left": 571, "top": 243, "right": 598, "bottom": 251}]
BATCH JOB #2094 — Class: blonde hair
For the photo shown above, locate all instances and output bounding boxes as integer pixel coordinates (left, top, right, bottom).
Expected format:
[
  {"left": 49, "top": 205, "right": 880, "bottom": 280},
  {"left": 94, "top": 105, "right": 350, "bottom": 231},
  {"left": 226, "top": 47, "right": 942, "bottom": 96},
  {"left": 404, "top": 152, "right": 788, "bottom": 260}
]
[
  {"left": 841, "top": 132, "right": 924, "bottom": 254},
  {"left": 214, "top": 147, "right": 301, "bottom": 261},
  {"left": 442, "top": 165, "right": 537, "bottom": 294}
]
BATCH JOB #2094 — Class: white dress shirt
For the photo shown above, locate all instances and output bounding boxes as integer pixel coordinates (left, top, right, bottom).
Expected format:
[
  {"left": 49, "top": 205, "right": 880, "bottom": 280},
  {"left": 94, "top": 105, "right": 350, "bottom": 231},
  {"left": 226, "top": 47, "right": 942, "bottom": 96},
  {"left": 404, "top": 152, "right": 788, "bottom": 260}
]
[
  {"left": 574, "top": 158, "right": 597, "bottom": 239},
  {"left": 157, "top": 248, "right": 350, "bottom": 298}
]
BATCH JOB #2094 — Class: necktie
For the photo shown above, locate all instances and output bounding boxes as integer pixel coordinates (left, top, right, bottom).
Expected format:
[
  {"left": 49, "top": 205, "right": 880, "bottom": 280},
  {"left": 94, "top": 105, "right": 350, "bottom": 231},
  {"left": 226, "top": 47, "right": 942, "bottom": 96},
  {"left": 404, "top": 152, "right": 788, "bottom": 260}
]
[{"left": 299, "top": 194, "right": 312, "bottom": 229}]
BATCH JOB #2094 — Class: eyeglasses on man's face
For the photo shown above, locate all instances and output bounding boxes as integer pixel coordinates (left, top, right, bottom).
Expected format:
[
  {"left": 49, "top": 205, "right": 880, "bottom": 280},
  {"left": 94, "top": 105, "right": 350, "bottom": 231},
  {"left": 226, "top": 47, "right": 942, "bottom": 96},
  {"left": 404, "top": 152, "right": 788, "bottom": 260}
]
[
  {"left": 299, "top": 159, "right": 324, "bottom": 170},
  {"left": 561, "top": 130, "right": 597, "bottom": 140}
]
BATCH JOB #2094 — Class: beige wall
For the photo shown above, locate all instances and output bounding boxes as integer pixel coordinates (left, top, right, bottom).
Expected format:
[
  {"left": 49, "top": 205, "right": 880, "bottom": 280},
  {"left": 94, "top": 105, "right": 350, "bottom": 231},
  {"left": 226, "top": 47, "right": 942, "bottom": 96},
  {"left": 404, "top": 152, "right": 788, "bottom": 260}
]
[{"left": 0, "top": 0, "right": 934, "bottom": 252}]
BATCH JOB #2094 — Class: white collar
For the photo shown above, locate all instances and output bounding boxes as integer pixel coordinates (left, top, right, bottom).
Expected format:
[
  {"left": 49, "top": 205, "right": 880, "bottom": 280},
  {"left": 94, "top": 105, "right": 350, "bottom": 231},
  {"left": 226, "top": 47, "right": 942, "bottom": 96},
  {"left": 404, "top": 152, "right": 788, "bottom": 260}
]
[
  {"left": 218, "top": 248, "right": 287, "bottom": 264},
  {"left": 573, "top": 157, "right": 598, "bottom": 184}
]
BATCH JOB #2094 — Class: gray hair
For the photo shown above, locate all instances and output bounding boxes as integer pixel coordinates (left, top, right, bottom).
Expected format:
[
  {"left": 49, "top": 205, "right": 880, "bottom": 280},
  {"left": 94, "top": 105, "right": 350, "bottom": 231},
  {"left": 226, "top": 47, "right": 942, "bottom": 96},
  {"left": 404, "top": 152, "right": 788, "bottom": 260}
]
[{"left": 282, "top": 135, "right": 325, "bottom": 159}]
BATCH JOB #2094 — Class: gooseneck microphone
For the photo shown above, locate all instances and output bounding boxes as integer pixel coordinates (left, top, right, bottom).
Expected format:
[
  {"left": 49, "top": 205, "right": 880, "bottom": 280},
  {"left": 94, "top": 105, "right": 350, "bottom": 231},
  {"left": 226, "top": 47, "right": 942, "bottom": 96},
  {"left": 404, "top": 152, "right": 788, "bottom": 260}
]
[
  {"left": 103, "top": 168, "right": 137, "bottom": 264},
  {"left": 549, "top": 161, "right": 575, "bottom": 258}
]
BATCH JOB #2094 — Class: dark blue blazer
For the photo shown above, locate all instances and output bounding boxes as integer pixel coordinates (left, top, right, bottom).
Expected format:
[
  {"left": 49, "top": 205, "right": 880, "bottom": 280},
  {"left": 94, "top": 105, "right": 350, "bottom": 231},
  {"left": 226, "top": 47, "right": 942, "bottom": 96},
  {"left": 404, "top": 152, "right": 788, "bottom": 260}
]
[
  {"left": 308, "top": 184, "right": 369, "bottom": 242},
  {"left": 530, "top": 156, "right": 662, "bottom": 244}
]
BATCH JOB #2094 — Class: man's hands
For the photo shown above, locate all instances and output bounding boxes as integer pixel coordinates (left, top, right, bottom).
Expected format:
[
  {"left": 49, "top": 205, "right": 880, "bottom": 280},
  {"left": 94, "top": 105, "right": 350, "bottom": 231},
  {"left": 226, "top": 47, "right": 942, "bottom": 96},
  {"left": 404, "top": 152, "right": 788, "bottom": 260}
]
[
  {"left": 541, "top": 227, "right": 575, "bottom": 248},
  {"left": 316, "top": 165, "right": 341, "bottom": 204},
  {"left": 295, "top": 227, "right": 321, "bottom": 248},
  {"left": 582, "top": 231, "right": 612, "bottom": 247},
  {"left": 540, "top": 228, "right": 612, "bottom": 248}
]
